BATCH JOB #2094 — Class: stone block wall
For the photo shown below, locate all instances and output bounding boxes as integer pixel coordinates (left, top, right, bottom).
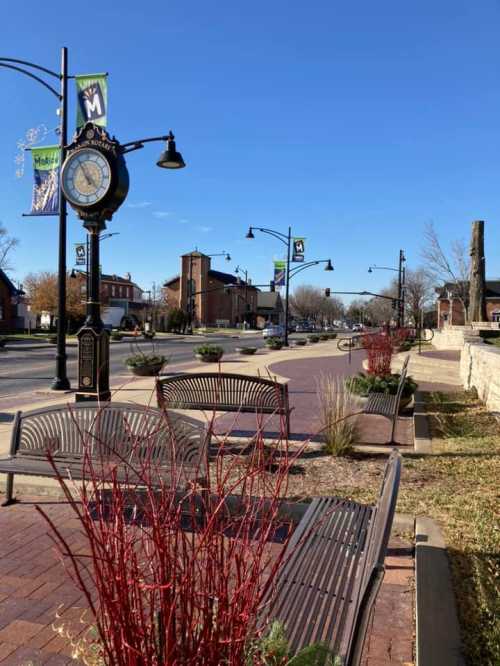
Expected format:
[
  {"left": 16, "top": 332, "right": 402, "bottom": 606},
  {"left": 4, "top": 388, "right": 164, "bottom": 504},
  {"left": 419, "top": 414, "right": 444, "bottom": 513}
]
[
  {"left": 433, "top": 326, "right": 481, "bottom": 350},
  {"left": 460, "top": 341, "right": 500, "bottom": 413}
]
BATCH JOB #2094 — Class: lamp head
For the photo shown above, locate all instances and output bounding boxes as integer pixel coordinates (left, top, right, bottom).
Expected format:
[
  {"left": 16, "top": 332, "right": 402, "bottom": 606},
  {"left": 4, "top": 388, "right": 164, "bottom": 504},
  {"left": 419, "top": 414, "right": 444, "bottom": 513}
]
[
  {"left": 246, "top": 227, "right": 255, "bottom": 239},
  {"left": 368, "top": 267, "right": 373, "bottom": 273},
  {"left": 70, "top": 269, "right": 77, "bottom": 279},
  {"left": 324, "top": 259, "right": 334, "bottom": 271},
  {"left": 225, "top": 253, "right": 231, "bottom": 262},
  {"left": 156, "top": 131, "right": 186, "bottom": 169}
]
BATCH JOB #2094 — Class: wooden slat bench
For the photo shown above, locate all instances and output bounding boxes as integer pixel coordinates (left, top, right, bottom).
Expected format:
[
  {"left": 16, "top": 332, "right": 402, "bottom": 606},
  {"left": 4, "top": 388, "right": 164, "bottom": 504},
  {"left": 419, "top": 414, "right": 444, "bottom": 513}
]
[
  {"left": 156, "top": 372, "right": 293, "bottom": 437},
  {"left": 0, "top": 402, "right": 210, "bottom": 506},
  {"left": 260, "top": 449, "right": 402, "bottom": 666},
  {"left": 361, "top": 355, "right": 410, "bottom": 443}
]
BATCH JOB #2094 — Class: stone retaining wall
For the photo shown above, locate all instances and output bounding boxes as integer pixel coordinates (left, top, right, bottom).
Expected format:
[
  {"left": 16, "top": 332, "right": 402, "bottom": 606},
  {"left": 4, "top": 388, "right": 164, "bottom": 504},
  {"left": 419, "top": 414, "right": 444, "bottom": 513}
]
[
  {"left": 433, "top": 326, "right": 481, "bottom": 350},
  {"left": 460, "top": 341, "right": 500, "bottom": 413}
]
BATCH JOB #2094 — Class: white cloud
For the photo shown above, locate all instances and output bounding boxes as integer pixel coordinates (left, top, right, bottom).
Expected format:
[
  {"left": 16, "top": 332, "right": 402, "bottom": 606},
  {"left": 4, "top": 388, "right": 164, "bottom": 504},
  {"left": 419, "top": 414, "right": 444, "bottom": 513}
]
[
  {"left": 196, "top": 225, "right": 213, "bottom": 233},
  {"left": 152, "top": 211, "right": 172, "bottom": 219},
  {"left": 127, "top": 201, "right": 152, "bottom": 209},
  {"left": 179, "top": 218, "right": 189, "bottom": 224}
]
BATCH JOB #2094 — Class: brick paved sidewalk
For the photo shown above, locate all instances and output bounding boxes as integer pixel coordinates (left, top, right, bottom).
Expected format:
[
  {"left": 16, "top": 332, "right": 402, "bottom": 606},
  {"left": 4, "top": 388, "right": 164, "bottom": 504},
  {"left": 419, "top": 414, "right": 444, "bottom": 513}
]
[{"left": 0, "top": 499, "right": 414, "bottom": 665}]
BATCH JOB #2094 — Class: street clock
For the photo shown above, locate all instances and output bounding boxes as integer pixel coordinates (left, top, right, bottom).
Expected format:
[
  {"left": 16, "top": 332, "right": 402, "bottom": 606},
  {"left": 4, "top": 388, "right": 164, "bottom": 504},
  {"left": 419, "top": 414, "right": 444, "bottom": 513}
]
[{"left": 61, "top": 122, "right": 129, "bottom": 223}]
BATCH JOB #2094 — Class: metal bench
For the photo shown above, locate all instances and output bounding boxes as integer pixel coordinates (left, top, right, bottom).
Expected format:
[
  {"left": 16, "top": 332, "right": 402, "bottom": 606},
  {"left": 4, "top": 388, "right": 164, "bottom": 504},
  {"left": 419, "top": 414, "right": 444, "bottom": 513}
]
[
  {"left": 0, "top": 402, "right": 210, "bottom": 507},
  {"left": 260, "top": 449, "right": 402, "bottom": 666},
  {"left": 156, "top": 372, "right": 293, "bottom": 437},
  {"left": 361, "top": 355, "right": 410, "bottom": 443}
]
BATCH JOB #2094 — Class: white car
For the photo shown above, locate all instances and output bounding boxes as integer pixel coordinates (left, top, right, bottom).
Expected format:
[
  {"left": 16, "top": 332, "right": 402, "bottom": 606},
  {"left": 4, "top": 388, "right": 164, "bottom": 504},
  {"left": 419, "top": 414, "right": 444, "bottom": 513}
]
[
  {"left": 352, "top": 323, "right": 363, "bottom": 332},
  {"left": 262, "top": 324, "right": 285, "bottom": 339}
]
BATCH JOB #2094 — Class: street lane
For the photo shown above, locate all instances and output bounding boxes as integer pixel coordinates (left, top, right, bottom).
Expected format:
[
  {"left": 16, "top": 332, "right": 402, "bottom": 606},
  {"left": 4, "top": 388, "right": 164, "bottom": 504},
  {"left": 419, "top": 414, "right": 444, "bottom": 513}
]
[{"left": 0, "top": 335, "right": 266, "bottom": 398}]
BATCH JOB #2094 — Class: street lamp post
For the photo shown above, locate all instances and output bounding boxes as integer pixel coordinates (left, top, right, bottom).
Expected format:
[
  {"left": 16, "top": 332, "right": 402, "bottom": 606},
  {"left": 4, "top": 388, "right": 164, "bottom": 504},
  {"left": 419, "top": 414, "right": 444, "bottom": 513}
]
[
  {"left": 235, "top": 265, "right": 251, "bottom": 327},
  {"left": 368, "top": 249, "right": 406, "bottom": 326},
  {"left": 246, "top": 226, "right": 333, "bottom": 345},
  {"left": 0, "top": 47, "right": 71, "bottom": 390}
]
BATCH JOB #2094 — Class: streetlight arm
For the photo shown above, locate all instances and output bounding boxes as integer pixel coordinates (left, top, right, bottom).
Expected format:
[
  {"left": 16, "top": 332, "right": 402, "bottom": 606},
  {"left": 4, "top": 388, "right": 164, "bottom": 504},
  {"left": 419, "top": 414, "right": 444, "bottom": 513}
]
[
  {"left": 0, "top": 56, "right": 59, "bottom": 78},
  {"left": 368, "top": 265, "right": 399, "bottom": 273},
  {"left": 251, "top": 227, "right": 290, "bottom": 246},
  {"left": 0, "top": 62, "right": 60, "bottom": 98},
  {"left": 120, "top": 134, "right": 171, "bottom": 154},
  {"left": 289, "top": 259, "right": 332, "bottom": 280}
]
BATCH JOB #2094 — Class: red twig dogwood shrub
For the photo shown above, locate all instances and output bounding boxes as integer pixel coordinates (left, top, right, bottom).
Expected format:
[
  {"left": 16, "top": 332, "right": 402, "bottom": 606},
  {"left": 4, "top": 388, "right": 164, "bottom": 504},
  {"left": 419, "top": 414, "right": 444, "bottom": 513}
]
[
  {"left": 36, "top": 404, "right": 302, "bottom": 665},
  {"left": 362, "top": 331, "right": 395, "bottom": 376}
]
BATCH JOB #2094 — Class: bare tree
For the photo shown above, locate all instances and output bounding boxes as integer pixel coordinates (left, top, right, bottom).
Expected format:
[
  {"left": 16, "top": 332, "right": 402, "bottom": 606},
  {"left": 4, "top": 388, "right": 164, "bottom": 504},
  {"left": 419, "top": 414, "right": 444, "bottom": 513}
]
[
  {"left": 290, "top": 285, "right": 344, "bottom": 324},
  {"left": 404, "top": 268, "right": 435, "bottom": 325},
  {"left": 421, "top": 222, "right": 470, "bottom": 320},
  {"left": 0, "top": 222, "right": 19, "bottom": 272}
]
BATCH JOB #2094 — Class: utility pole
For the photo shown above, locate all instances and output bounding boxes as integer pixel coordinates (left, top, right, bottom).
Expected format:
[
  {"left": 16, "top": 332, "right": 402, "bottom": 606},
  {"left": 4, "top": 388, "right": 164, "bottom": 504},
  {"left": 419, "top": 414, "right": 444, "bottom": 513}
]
[{"left": 469, "top": 220, "right": 487, "bottom": 323}]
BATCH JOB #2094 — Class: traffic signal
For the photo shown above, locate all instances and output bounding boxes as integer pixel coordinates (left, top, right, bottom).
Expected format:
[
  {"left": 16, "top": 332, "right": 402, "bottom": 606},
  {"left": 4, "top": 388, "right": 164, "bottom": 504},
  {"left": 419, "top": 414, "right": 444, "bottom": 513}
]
[
  {"left": 392, "top": 299, "right": 398, "bottom": 309},
  {"left": 270, "top": 280, "right": 275, "bottom": 292},
  {"left": 325, "top": 288, "right": 331, "bottom": 297}
]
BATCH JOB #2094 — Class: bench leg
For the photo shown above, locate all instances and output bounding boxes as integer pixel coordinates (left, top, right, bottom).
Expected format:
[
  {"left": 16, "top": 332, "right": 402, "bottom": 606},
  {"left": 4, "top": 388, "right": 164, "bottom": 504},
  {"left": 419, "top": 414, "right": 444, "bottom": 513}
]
[
  {"left": 1, "top": 473, "right": 16, "bottom": 507},
  {"left": 389, "top": 414, "right": 397, "bottom": 444}
]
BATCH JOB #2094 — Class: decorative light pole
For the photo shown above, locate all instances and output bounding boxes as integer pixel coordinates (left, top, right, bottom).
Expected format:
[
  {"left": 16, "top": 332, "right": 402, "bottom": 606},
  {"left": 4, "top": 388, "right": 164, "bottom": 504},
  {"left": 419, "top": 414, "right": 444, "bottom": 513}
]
[
  {"left": 60, "top": 122, "right": 185, "bottom": 401},
  {"left": 0, "top": 48, "right": 70, "bottom": 390},
  {"left": 234, "top": 265, "right": 252, "bottom": 327},
  {"left": 368, "top": 249, "right": 406, "bottom": 326},
  {"left": 246, "top": 226, "right": 333, "bottom": 345}
]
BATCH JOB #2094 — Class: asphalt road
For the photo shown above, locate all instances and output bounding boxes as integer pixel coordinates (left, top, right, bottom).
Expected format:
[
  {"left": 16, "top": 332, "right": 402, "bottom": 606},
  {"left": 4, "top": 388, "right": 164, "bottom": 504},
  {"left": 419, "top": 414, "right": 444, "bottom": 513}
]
[{"left": 0, "top": 334, "right": 267, "bottom": 399}]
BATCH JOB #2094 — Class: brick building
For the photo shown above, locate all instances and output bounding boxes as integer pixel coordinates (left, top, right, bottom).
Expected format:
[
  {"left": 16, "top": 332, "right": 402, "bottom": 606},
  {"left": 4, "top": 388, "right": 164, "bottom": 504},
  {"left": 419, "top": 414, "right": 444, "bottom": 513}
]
[
  {"left": 72, "top": 270, "right": 147, "bottom": 327},
  {"left": 0, "top": 269, "right": 23, "bottom": 332},
  {"left": 163, "top": 251, "right": 258, "bottom": 327},
  {"left": 436, "top": 280, "right": 500, "bottom": 326}
]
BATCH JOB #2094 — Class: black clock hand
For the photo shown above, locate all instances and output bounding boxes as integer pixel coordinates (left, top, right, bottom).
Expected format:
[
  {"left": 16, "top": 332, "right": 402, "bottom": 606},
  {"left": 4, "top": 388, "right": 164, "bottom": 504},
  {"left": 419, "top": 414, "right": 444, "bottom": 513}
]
[{"left": 80, "top": 163, "right": 96, "bottom": 188}]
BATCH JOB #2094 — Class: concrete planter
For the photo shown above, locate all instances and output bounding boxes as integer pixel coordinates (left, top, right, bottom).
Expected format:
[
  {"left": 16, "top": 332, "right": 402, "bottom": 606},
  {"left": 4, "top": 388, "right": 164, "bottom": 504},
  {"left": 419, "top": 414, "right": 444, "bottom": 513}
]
[
  {"left": 196, "top": 352, "right": 223, "bottom": 363},
  {"left": 128, "top": 362, "right": 165, "bottom": 376}
]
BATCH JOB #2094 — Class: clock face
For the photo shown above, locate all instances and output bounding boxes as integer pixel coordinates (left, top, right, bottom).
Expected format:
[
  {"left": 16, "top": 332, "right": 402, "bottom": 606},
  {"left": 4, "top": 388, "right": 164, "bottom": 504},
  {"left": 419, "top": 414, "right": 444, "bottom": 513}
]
[{"left": 61, "top": 148, "right": 112, "bottom": 208}]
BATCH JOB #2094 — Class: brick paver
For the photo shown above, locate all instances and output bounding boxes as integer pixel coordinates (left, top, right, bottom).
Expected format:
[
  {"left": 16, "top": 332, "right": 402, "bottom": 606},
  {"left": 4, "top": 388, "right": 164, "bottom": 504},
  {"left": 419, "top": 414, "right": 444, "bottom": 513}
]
[
  {"left": 212, "top": 352, "right": 413, "bottom": 447},
  {"left": 0, "top": 499, "right": 414, "bottom": 665}
]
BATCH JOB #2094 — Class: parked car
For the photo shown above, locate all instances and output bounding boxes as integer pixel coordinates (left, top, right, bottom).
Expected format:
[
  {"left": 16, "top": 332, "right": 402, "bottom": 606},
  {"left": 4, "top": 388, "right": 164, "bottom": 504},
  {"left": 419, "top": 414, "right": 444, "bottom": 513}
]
[
  {"left": 323, "top": 325, "right": 335, "bottom": 332},
  {"left": 295, "top": 324, "right": 308, "bottom": 333},
  {"left": 352, "top": 323, "right": 363, "bottom": 332},
  {"left": 262, "top": 324, "right": 285, "bottom": 339}
]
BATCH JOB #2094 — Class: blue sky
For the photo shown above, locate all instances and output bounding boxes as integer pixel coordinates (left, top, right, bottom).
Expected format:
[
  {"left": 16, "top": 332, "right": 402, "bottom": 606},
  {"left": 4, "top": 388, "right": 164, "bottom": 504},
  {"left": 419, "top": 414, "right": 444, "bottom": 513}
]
[{"left": 1, "top": 0, "right": 500, "bottom": 302}]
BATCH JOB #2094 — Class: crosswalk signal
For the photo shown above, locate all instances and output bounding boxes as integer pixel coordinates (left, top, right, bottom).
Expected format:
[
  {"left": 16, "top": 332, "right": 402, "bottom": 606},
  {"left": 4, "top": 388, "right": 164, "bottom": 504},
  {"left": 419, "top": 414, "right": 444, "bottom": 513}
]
[
  {"left": 325, "top": 288, "right": 331, "bottom": 297},
  {"left": 270, "top": 280, "right": 275, "bottom": 292}
]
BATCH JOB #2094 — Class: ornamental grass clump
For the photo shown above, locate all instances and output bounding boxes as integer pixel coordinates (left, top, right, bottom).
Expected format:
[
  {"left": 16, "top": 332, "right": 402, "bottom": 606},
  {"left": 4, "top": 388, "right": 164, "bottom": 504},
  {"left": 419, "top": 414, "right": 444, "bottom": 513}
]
[
  {"left": 316, "top": 374, "right": 362, "bottom": 456},
  {"left": 36, "top": 404, "right": 306, "bottom": 665}
]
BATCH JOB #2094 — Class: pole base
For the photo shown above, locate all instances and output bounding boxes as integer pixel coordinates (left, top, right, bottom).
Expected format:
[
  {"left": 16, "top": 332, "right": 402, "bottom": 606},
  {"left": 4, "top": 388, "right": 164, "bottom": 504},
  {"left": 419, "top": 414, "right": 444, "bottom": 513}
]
[
  {"left": 51, "top": 377, "right": 71, "bottom": 391},
  {"left": 75, "top": 390, "right": 111, "bottom": 403}
]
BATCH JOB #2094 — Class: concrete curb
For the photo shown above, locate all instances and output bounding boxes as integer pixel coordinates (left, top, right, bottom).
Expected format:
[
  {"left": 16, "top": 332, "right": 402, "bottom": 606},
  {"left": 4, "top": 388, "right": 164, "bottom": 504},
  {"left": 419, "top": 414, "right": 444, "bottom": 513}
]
[
  {"left": 413, "top": 390, "right": 433, "bottom": 454},
  {"left": 416, "top": 516, "right": 464, "bottom": 666}
]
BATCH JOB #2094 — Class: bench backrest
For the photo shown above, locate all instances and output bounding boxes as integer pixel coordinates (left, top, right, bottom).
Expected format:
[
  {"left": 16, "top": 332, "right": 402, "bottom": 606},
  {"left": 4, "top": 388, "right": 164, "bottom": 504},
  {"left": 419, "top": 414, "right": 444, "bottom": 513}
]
[
  {"left": 394, "top": 355, "right": 410, "bottom": 406},
  {"left": 346, "top": 449, "right": 402, "bottom": 665},
  {"left": 157, "top": 372, "right": 289, "bottom": 413},
  {"left": 10, "top": 402, "right": 208, "bottom": 474}
]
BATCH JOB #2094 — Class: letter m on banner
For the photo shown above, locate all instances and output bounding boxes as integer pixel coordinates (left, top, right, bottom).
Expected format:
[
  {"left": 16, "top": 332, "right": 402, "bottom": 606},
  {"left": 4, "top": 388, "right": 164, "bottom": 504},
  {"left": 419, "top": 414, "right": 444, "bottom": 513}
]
[{"left": 76, "top": 74, "right": 108, "bottom": 129}]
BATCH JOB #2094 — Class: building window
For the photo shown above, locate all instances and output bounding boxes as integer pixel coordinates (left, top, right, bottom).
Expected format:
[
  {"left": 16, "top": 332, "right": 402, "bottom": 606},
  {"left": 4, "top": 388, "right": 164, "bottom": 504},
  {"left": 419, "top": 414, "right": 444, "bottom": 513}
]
[
  {"left": 492, "top": 311, "right": 500, "bottom": 323},
  {"left": 112, "top": 285, "right": 116, "bottom": 297},
  {"left": 0, "top": 305, "right": 3, "bottom": 320}
]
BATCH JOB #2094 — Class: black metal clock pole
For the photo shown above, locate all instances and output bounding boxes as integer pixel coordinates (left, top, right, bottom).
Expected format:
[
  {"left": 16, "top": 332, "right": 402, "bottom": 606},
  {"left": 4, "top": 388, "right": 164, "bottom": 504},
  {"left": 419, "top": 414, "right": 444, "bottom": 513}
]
[{"left": 75, "top": 217, "right": 111, "bottom": 403}]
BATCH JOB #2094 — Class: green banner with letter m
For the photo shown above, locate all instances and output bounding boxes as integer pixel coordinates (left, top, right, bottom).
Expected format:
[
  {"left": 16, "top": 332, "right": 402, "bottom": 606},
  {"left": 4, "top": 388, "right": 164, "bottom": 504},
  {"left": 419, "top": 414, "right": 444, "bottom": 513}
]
[{"left": 76, "top": 73, "right": 108, "bottom": 129}]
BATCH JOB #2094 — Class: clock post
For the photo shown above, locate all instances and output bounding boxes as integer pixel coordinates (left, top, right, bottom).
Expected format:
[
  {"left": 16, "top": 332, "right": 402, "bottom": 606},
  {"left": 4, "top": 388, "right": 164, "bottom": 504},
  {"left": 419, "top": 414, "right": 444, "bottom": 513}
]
[
  {"left": 76, "top": 218, "right": 111, "bottom": 402},
  {"left": 61, "top": 122, "right": 129, "bottom": 402}
]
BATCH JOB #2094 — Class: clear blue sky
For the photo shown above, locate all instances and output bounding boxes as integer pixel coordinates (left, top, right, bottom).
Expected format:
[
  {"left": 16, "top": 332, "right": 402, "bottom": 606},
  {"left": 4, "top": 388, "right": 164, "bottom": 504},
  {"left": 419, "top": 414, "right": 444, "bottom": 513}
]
[{"left": 1, "top": 0, "right": 500, "bottom": 302}]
